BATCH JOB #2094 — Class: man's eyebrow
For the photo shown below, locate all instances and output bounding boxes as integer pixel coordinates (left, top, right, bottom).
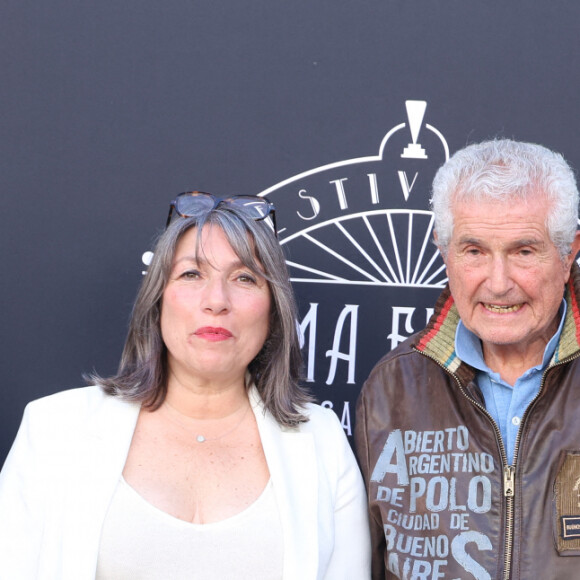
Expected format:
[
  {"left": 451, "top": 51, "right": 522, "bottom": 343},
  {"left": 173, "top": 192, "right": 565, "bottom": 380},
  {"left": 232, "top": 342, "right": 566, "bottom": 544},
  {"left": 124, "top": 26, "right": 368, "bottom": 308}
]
[
  {"left": 456, "top": 236, "right": 484, "bottom": 246},
  {"left": 455, "top": 237, "right": 543, "bottom": 247},
  {"left": 511, "top": 238, "right": 542, "bottom": 247}
]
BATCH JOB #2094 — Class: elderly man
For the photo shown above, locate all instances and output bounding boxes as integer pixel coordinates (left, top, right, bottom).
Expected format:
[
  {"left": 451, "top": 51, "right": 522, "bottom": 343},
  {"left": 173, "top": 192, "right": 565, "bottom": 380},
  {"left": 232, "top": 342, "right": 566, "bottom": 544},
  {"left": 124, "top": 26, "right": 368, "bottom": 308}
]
[{"left": 356, "top": 139, "right": 580, "bottom": 580}]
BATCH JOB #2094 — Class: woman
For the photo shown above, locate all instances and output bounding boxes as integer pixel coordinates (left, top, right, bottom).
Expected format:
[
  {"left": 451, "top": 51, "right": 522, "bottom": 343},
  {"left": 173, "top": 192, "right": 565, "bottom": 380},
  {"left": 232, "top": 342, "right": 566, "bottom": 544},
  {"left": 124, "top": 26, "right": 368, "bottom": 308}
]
[{"left": 0, "top": 192, "right": 371, "bottom": 579}]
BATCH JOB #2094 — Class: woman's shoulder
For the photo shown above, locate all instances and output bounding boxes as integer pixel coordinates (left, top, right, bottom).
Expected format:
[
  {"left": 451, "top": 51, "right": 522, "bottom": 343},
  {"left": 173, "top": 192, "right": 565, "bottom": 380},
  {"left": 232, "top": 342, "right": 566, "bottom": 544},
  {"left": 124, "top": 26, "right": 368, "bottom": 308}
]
[
  {"left": 297, "top": 402, "right": 347, "bottom": 438},
  {"left": 250, "top": 387, "right": 347, "bottom": 441},
  {"left": 26, "top": 385, "right": 112, "bottom": 412},
  {"left": 295, "top": 403, "right": 359, "bottom": 474},
  {"left": 23, "top": 386, "right": 138, "bottom": 429},
  {"left": 12, "top": 387, "right": 140, "bottom": 461},
  {"left": 301, "top": 401, "right": 338, "bottom": 420}
]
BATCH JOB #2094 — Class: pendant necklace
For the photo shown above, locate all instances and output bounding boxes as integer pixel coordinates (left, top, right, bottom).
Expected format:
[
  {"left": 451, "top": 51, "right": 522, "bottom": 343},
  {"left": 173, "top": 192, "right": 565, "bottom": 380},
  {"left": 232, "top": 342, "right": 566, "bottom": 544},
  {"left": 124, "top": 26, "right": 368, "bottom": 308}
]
[
  {"left": 163, "top": 399, "right": 251, "bottom": 444},
  {"left": 195, "top": 403, "right": 250, "bottom": 442}
]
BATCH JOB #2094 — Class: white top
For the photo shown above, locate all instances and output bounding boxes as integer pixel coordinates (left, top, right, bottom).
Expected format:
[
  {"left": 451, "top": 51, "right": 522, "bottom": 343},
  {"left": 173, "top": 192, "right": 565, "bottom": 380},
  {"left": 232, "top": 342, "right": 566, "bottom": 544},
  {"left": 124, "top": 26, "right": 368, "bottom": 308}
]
[
  {"left": 96, "top": 477, "right": 283, "bottom": 579},
  {"left": 0, "top": 386, "right": 371, "bottom": 579}
]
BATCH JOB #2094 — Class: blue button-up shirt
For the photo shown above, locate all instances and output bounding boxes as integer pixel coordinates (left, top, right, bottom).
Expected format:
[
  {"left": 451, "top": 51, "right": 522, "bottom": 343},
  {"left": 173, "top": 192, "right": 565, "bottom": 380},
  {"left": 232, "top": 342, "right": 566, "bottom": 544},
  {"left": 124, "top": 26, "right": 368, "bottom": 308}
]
[{"left": 455, "top": 300, "right": 566, "bottom": 465}]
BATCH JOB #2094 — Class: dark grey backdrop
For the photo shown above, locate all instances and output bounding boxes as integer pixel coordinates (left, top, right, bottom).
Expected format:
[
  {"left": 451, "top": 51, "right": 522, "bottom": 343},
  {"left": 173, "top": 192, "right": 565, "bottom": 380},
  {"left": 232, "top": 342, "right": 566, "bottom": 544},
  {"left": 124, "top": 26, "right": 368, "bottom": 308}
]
[{"left": 2, "top": 0, "right": 580, "bottom": 466}]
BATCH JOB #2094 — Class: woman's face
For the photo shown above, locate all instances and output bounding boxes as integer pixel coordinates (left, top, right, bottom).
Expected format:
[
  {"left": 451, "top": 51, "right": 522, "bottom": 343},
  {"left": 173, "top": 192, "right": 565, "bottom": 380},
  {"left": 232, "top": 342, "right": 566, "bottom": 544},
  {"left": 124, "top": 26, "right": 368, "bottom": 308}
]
[{"left": 161, "top": 225, "right": 271, "bottom": 388}]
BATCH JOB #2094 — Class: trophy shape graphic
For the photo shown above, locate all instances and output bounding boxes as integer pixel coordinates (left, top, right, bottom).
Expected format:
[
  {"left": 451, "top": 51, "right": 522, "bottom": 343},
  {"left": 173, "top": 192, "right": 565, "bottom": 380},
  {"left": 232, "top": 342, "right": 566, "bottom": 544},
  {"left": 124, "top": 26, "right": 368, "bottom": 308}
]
[{"left": 401, "top": 100, "right": 428, "bottom": 159}]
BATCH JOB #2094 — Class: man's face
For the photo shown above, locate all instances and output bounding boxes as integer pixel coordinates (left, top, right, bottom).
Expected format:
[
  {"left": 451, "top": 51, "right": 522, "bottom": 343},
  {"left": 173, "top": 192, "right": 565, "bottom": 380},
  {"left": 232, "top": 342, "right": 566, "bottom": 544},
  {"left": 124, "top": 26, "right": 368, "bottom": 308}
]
[{"left": 441, "top": 194, "right": 580, "bottom": 361}]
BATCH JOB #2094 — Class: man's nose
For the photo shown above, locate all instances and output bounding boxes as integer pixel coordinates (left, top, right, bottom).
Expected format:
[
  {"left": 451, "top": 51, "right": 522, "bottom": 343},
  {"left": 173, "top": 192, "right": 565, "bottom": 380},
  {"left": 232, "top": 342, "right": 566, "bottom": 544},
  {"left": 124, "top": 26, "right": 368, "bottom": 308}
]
[{"left": 486, "top": 255, "right": 514, "bottom": 295}]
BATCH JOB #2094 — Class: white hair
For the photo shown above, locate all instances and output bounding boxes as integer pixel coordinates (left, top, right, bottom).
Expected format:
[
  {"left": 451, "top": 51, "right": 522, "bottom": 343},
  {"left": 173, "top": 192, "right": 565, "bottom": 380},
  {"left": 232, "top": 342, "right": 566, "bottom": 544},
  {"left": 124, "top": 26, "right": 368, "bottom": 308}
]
[{"left": 431, "top": 139, "right": 579, "bottom": 260}]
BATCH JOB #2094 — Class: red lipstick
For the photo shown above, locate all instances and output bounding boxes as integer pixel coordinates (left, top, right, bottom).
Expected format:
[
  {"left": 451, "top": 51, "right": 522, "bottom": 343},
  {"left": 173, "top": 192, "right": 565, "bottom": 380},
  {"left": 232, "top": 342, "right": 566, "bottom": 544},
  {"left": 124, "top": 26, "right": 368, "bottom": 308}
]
[{"left": 194, "top": 327, "right": 233, "bottom": 341}]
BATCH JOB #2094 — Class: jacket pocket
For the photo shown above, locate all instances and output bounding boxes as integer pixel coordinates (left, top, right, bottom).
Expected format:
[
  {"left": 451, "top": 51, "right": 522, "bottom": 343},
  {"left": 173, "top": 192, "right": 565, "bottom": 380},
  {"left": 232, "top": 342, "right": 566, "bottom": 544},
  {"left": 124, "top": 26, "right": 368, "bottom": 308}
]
[{"left": 553, "top": 449, "right": 580, "bottom": 555}]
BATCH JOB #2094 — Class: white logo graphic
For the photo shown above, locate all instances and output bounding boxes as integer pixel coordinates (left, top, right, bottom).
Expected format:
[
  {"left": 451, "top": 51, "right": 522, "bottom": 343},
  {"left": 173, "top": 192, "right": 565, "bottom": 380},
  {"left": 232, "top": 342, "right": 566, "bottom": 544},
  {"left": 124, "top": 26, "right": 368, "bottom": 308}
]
[
  {"left": 259, "top": 100, "right": 449, "bottom": 288},
  {"left": 401, "top": 100, "right": 428, "bottom": 159}
]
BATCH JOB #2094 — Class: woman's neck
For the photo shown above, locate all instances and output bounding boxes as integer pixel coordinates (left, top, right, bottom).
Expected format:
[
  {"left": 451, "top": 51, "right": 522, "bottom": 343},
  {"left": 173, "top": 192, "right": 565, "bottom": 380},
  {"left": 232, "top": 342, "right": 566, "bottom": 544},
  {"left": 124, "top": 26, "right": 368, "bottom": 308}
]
[{"left": 164, "top": 373, "right": 249, "bottom": 420}]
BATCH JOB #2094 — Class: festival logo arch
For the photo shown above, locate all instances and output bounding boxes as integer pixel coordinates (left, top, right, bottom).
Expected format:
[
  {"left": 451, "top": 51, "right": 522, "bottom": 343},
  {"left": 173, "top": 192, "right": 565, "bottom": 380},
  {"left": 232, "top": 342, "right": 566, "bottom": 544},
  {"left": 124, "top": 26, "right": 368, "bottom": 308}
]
[{"left": 258, "top": 100, "right": 450, "bottom": 435}]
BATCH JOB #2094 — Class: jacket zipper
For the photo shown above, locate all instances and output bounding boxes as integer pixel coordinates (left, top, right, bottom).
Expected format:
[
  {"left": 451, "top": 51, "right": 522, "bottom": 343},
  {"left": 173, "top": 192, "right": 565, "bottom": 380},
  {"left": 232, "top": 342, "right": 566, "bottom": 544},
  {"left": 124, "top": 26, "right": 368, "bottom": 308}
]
[
  {"left": 415, "top": 347, "right": 580, "bottom": 580},
  {"left": 454, "top": 382, "right": 514, "bottom": 580},
  {"left": 502, "top": 465, "right": 515, "bottom": 579}
]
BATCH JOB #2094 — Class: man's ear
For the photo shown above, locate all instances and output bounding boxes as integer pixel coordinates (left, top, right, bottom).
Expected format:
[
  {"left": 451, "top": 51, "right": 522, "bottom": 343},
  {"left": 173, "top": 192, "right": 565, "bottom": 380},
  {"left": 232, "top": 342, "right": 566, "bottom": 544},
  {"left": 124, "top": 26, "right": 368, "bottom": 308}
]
[
  {"left": 569, "top": 230, "right": 580, "bottom": 264},
  {"left": 564, "top": 230, "right": 580, "bottom": 283},
  {"left": 572, "top": 230, "right": 580, "bottom": 259}
]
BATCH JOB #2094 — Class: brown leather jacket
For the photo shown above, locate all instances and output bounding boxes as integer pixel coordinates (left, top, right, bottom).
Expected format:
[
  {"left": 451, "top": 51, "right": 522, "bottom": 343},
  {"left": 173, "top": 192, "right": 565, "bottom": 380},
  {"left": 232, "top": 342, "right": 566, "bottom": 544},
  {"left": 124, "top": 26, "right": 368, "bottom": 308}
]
[{"left": 355, "top": 263, "right": 580, "bottom": 580}]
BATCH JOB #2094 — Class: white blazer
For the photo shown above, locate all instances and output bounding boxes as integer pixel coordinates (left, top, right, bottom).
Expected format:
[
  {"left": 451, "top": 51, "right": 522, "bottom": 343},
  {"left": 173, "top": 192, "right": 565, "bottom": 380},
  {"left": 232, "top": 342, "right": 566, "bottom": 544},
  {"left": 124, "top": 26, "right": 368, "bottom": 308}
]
[{"left": 0, "top": 386, "right": 370, "bottom": 579}]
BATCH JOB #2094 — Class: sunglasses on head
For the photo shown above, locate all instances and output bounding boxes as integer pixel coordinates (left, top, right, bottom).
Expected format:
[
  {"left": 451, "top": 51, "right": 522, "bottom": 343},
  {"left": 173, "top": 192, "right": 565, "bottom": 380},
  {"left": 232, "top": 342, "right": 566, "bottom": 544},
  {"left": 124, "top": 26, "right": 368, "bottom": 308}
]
[{"left": 166, "top": 191, "right": 277, "bottom": 235}]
